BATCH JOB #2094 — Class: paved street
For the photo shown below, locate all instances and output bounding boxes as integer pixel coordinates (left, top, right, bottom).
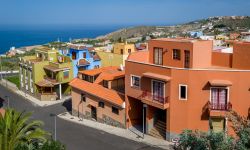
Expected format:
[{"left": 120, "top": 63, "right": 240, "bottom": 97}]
[{"left": 0, "top": 84, "right": 164, "bottom": 150}]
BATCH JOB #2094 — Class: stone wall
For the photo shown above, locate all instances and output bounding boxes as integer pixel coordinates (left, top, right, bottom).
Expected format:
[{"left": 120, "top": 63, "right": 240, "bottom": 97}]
[{"left": 72, "top": 109, "right": 125, "bottom": 128}]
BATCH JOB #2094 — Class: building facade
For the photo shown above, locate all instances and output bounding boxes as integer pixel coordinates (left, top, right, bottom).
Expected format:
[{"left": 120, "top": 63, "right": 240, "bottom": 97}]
[
  {"left": 67, "top": 44, "right": 101, "bottom": 77},
  {"left": 125, "top": 38, "right": 250, "bottom": 141},
  {"left": 96, "top": 42, "right": 136, "bottom": 67},
  {"left": 70, "top": 66, "right": 126, "bottom": 128},
  {"left": 19, "top": 47, "right": 73, "bottom": 101}
]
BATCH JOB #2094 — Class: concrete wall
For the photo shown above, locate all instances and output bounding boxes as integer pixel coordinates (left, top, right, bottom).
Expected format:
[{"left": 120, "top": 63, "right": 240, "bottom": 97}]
[
  {"left": 113, "top": 43, "right": 135, "bottom": 55},
  {"left": 212, "top": 52, "right": 232, "bottom": 67},
  {"left": 96, "top": 51, "right": 126, "bottom": 67},
  {"left": 232, "top": 42, "right": 250, "bottom": 69},
  {"left": 125, "top": 60, "right": 250, "bottom": 140}
]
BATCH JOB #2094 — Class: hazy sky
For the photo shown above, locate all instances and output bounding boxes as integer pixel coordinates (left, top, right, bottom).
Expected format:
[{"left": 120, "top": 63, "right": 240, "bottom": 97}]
[{"left": 0, "top": 0, "right": 250, "bottom": 26}]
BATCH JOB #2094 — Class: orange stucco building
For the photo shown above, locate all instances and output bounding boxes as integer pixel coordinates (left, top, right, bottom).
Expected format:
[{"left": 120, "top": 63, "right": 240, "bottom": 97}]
[
  {"left": 70, "top": 66, "right": 126, "bottom": 128},
  {"left": 125, "top": 38, "right": 250, "bottom": 141}
]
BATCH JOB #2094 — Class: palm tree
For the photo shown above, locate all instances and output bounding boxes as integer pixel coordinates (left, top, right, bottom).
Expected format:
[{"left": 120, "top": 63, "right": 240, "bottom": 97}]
[{"left": 0, "top": 109, "right": 48, "bottom": 150}]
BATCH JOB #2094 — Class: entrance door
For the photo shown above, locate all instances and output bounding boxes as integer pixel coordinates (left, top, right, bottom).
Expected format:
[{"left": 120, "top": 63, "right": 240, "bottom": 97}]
[
  {"left": 152, "top": 80, "right": 165, "bottom": 103},
  {"left": 184, "top": 50, "right": 190, "bottom": 68},
  {"left": 91, "top": 106, "right": 97, "bottom": 120}
]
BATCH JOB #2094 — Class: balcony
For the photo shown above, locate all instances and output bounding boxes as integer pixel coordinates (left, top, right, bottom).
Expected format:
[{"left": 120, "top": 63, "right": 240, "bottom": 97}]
[
  {"left": 203, "top": 101, "right": 232, "bottom": 117},
  {"left": 140, "top": 90, "right": 169, "bottom": 109},
  {"left": 44, "top": 75, "right": 60, "bottom": 84}
]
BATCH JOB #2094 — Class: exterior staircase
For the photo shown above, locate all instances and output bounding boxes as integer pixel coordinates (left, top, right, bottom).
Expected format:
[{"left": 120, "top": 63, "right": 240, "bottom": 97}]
[{"left": 148, "top": 120, "right": 166, "bottom": 140}]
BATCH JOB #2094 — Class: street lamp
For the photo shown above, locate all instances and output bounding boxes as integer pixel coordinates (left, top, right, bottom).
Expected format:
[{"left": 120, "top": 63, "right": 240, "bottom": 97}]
[
  {"left": 4, "top": 96, "right": 9, "bottom": 108},
  {"left": 50, "top": 113, "right": 57, "bottom": 141}
]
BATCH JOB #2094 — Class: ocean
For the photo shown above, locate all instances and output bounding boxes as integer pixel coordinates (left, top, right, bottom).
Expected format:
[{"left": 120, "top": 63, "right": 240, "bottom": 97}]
[{"left": 0, "top": 25, "right": 122, "bottom": 54}]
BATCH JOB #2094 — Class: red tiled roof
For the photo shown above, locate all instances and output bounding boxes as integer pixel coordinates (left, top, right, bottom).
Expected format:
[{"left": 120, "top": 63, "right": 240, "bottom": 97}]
[
  {"left": 127, "top": 51, "right": 149, "bottom": 63},
  {"left": 79, "top": 66, "right": 120, "bottom": 76},
  {"left": 36, "top": 79, "right": 56, "bottom": 87},
  {"left": 78, "top": 59, "right": 90, "bottom": 66},
  {"left": 70, "top": 78, "right": 124, "bottom": 107}
]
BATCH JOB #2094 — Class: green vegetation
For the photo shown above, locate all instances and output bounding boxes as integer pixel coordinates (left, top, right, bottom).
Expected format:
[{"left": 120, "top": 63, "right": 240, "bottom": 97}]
[
  {"left": 0, "top": 109, "right": 66, "bottom": 150},
  {"left": 6, "top": 75, "right": 19, "bottom": 87},
  {"left": 1, "top": 49, "right": 36, "bottom": 71},
  {"left": 175, "top": 111, "right": 250, "bottom": 150}
]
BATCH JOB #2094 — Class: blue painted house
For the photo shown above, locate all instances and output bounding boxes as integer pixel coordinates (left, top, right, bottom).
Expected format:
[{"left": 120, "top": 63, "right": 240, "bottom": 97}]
[{"left": 66, "top": 45, "right": 101, "bottom": 77}]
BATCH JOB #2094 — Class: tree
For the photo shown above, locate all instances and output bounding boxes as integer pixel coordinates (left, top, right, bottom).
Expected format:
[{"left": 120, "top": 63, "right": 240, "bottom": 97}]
[
  {"left": 0, "top": 109, "right": 48, "bottom": 150},
  {"left": 39, "top": 140, "right": 66, "bottom": 150},
  {"left": 175, "top": 111, "right": 250, "bottom": 150}
]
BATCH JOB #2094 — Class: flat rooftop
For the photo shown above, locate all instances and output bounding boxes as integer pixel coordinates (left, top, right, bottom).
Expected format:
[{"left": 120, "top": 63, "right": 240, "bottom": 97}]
[{"left": 152, "top": 38, "right": 209, "bottom": 43}]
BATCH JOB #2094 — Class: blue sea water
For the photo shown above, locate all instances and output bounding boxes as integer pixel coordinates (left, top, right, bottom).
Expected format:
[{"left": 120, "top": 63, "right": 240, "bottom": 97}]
[{"left": 0, "top": 25, "right": 122, "bottom": 54}]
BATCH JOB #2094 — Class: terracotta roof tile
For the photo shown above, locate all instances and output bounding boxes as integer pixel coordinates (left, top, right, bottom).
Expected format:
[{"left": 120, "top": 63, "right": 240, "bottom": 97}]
[
  {"left": 127, "top": 51, "right": 149, "bottom": 63},
  {"left": 70, "top": 78, "right": 124, "bottom": 107},
  {"left": 79, "top": 66, "right": 120, "bottom": 76},
  {"left": 78, "top": 59, "right": 90, "bottom": 66}
]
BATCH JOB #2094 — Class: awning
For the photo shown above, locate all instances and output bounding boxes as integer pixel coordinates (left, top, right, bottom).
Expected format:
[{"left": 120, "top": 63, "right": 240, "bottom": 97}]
[
  {"left": 142, "top": 72, "right": 171, "bottom": 82},
  {"left": 209, "top": 80, "right": 232, "bottom": 86},
  {"left": 44, "top": 65, "right": 69, "bottom": 72},
  {"left": 36, "top": 80, "right": 55, "bottom": 87}
]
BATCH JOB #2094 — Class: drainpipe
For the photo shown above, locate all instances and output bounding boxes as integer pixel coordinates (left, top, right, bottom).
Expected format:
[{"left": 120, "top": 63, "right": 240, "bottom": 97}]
[{"left": 143, "top": 104, "right": 148, "bottom": 139}]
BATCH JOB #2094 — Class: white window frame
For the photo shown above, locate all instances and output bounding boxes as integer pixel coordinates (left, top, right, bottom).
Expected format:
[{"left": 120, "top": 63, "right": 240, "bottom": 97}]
[
  {"left": 151, "top": 79, "right": 165, "bottom": 99},
  {"left": 130, "top": 75, "right": 141, "bottom": 89},
  {"left": 209, "top": 87, "right": 230, "bottom": 103},
  {"left": 179, "top": 84, "right": 188, "bottom": 100}
]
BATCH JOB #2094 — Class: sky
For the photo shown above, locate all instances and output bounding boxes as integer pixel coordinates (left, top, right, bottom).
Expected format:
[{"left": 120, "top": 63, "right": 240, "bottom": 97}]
[{"left": 0, "top": 0, "right": 250, "bottom": 26}]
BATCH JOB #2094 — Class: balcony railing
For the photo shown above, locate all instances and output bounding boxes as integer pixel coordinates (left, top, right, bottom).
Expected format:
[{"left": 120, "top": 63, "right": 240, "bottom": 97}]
[
  {"left": 203, "top": 101, "right": 232, "bottom": 112},
  {"left": 141, "top": 90, "right": 169, "bottom": 104}
]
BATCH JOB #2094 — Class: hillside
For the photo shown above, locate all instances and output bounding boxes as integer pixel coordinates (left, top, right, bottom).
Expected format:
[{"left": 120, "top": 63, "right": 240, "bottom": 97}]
[{"left": 97, "top": 16, "right": 250, "bottom": 41}]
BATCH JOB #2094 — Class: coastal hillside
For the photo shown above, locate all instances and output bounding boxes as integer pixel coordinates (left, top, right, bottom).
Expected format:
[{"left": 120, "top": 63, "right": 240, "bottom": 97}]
[{"left": 98, "top": 16, "right": 250, "bottom": 40}]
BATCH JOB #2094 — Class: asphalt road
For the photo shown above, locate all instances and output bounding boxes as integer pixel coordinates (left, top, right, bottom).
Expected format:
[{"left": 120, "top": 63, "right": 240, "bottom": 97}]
[{"left": 0, "top": 84, "right": 164, "bottom": 150}]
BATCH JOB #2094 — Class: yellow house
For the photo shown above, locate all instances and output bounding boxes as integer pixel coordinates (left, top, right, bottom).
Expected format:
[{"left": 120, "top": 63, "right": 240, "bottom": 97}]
[
  {"left": 96, "top": 42, "right": 136, "bottom": 67},
  {"left": 113, "top": 42, "right": 135, "bottom": 55}
]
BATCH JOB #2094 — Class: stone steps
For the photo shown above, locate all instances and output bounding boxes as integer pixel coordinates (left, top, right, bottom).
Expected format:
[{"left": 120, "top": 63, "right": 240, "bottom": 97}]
[{"left": 149, "top": 120, "right": 166, "bottom": 140}]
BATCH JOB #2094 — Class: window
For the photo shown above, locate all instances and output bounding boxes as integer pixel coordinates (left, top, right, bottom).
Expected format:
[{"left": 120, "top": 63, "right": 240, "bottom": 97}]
[
  {"left": 81, "top": 93, "right": 86, "bottom": 102},
  {"left": 153, "top": 48, "right": 163, "bottom": 65},
  {"left": 173, "top": 49, "right": 181, "bottom": 60},
  {"left": 112, "top": 106, "right": 119, "bottom": 115},
  {"left": 131, "top": 75, "right": 140, "bottom": 88},
  {"left": 210, "top": 88, "right": 228, "bottom": 110},
  {"left": 103, "top": 80, "right": 109, "bottom": 88},
  {"left": 98, "top": 101, "right": 105, "bottom": 108},
  {"left": 63, "top": 70, "right": 69, "bottom": 79},
  {"left": 120, "top": 49, "right": 124, "bottom": 55},
  {"left": 83, "top": 52, "right": 86, "bottom": 58},
  {"left": 128, "top": 49, "right": 131, "bottom": 53},
  {"left": 179, "top": 84, "right": 187, "bottom": 100},
  {"left": 72, "top": 52, "right": 77, "bottom": 60},
  {"left": 152, "top": 80, "right": 165, "bottom": 103}
]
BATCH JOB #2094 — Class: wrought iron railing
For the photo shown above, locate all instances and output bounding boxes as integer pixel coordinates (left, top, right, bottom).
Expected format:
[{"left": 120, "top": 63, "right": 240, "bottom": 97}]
[
  {"left": 141, "top": 90, "right": 169, "bottom": 104},
  {"left": 203, "top": 101, "right": 232, "bottom": 112}
]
